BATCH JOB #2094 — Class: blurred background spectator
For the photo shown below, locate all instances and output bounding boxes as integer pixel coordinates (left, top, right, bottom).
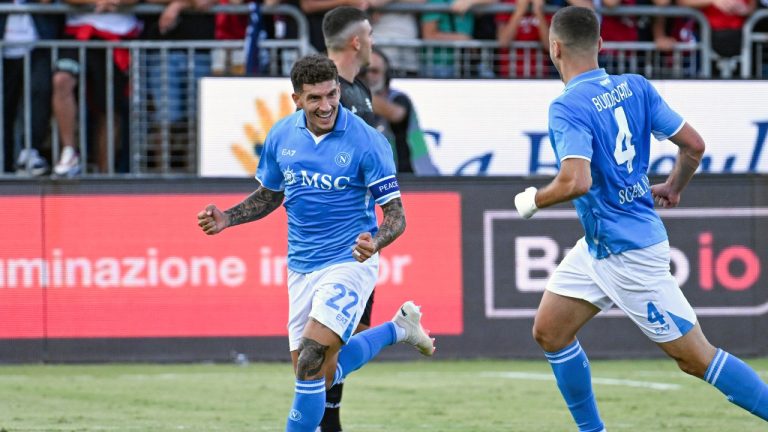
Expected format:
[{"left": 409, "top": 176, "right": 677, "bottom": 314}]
[
  {"left": 51, "top": 0, "right": 141, "bottom": 176},
  {"left": 420, "top": 0, "right": 494, "bottom": 77},
  {"left": 1, "top": 0, "right": 60, "bottom": 176},
  {"left": 371, "top": 0, "right": 424, "bottom": 76},
  {"left": 679, "top": 0, "right": 756, "bottom": 75},
  {"left": 757, "top": 0, "right": 768, "bottom": 76},
  {"left": 361, "top": 47, "right": 439, "bottom": 174},
  {"left": 597, "top": 0, "right": 641, "bottom": 72},
  {"left": 495, "top": 0, "right": 551, "bottom": 77},
  {"left": 142, "top": 0, "right": 215, "bottom": 170},
  {"left": 213, "top": 0, "right": 278, "bottom": 74}
]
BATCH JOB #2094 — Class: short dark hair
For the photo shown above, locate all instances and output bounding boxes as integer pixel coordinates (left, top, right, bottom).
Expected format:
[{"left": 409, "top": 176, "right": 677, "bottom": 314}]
[
  {"left": 290, "top": 54, "right": 338, "bottom": 92},
  {"left": 322, "top": 6, "right": 368, "bottom": 51},
  {"left": 550, "top": 6, "right": 600, "bottom": 53}
]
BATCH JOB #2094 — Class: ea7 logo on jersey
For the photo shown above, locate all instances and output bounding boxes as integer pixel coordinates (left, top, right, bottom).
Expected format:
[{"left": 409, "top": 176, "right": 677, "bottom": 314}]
[
  {"left": 301, "top": 170, "right": 350, "bottom": 190},
  {"left": 281, "top": 149, "right": 296, "bottom": 156}
]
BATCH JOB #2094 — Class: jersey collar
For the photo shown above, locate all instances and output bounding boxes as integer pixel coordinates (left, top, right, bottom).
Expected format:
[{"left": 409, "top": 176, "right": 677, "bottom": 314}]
[
  {"left": 295, "top": 105, "right": 350, "bottom": 134},
  {"left": 565, "top": 68, "right": 608, "bottom": 92}
]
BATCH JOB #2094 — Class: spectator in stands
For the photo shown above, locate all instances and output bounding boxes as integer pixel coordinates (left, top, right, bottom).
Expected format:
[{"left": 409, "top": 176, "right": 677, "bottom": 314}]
[
  {"left": 1, "top": 0, "right": 61, "bottom": 176},
  {"left": 648, "top": 0, "right": 674, "bottom": 51},
  {"left": 757, "top": 0, "right": 768, "bottom": 76},
  {"left": 361, "top": 47, "right": 439, "bottom": 174},
  {"left": 261, "top": 0, "right": 300, "bottom": 76},
  {"left": 598, "top": 0, "right": 640, "bottom": 73},
  {"left": 213, "top": 0, "right": 278, "bottom": 75},
  {"left": 371, "top": 0, "right": 425, "bottom": 76},
  {"left": 420, "top": 0, "right": 495, "bottom": 77},
  {"left": 678, "top": 0, "right": 756, "bottom": 63},
  {"left": 495, "top": 0, "right": 552, "bottom": 77},
  {"left": 143, "top": 0, "right": 215, "bottom": 169},
  {"left": 757, "top": 0, "right": 768, "bottom": 32},
  {"left": 51, "top": 0, "right": 141, "bottom": 176},
  {"left": 648, "top": 0, "right": 699, "bottom": 77}
]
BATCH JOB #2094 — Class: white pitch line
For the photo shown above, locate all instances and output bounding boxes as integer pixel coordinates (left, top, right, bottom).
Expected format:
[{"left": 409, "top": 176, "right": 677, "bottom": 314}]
[{"left": 479, "top": 371, "right": 681, "bottom": 391}]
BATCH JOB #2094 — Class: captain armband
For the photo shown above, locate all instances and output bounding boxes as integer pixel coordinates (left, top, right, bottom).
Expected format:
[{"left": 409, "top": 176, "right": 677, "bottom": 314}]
[{"left": 368, "top": 175, "right": 401, "bottom": 205}]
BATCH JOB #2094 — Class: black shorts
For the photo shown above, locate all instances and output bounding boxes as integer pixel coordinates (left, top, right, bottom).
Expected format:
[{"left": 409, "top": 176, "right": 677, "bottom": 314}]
[
  {"left": 54, "top": 45, "right": 129, "bottom": 113},
  {"left": 359, "top": 288, "right": 375, "bottom": 327}
]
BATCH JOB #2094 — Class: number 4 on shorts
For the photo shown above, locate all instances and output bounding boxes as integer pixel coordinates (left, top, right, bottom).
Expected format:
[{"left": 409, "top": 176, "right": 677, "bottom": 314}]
[{"left": 647, "top": 302, "right": 666, "bottom": 325}]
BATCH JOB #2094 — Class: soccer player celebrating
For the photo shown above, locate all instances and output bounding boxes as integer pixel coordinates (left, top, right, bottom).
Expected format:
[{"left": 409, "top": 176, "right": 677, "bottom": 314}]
[
  {"left": 514, "top": 6, "right": 768, "bottom": 430},
  {"left": 322, "top": 8, "right": 384, "bottom": 431},
  {"left": 197, "top": 54, "right": 435, "bottom": 432}
]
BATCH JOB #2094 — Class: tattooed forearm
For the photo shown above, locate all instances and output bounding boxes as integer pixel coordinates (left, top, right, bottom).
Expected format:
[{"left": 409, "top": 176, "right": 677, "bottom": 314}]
[
  {"left": 373, "top": 198, "right": 406, "bottom": 252},
  {"left": 296, "top": 338, "right": 328, "bottom": 380},
  {"left": 224, "top": 184, "right": 284, "bottom": 228}
]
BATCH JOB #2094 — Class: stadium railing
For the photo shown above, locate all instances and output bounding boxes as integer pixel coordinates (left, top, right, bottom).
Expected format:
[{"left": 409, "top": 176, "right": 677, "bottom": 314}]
[
  {"left": 741, "top": 9, "right": 768, "bottom": 79},
  {"left": 0, "top": 3, "right": 309, "bottom": 177},
  {"left": 374, "top": 4, "right": 711, "bottom": 79},
  {"left": 1, "top": 4, "right": 765, "bottom": 178}
]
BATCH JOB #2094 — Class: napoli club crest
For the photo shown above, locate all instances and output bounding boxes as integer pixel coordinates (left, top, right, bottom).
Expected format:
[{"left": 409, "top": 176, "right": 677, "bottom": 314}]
[{"left": 335, "top": 152, "right": 352, "bottom": 167}]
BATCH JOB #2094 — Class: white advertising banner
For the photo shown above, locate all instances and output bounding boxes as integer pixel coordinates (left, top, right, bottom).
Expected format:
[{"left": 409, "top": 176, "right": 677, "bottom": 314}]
[{"left": 200, "top": 78, "right": 768, "bottom": 177}]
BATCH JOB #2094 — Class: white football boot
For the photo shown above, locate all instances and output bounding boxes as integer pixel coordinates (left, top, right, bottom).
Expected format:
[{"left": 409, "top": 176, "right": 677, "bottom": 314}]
[{"left": 391, "top": 301, "right": 435, "bottom": 356}]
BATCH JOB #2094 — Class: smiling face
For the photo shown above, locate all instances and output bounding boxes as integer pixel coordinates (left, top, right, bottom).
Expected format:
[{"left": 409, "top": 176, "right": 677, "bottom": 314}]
[{"left": 292, "top": 80, "right": 341, "bottom": 136}]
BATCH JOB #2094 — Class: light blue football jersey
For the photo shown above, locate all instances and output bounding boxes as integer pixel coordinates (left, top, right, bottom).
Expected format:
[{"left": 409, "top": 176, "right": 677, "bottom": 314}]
[
  {"left": 256, "top": 106, "right": 401, "bottom": 273},
  {"left": 548, "top": 68, "right": 685, "bottom": 259}
]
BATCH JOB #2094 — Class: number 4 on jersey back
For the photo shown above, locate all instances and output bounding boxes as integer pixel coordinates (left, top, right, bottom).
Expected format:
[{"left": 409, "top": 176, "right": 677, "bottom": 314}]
[{"left": 613, "top": 106, "right": 636, "bottom": 174}]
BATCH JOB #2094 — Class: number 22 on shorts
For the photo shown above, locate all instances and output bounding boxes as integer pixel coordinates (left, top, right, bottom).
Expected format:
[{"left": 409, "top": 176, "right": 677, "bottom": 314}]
[{"left": 326, "top": 284, "right": 359, "bottom": 320}]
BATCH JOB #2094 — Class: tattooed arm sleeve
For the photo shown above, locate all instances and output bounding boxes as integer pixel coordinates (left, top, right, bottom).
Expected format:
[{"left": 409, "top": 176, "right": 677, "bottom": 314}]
[
  {"left": 224, "top": 182, "right": 285, "bottom": 228},
  {"left": 373, "top": 197, "right": 406, "bottom": 252}
]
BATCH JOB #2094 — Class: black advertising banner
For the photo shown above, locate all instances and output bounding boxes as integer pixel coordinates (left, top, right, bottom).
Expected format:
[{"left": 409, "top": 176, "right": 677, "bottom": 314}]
[{"left": 456, "top": 176, "right": 768, "bottom": 359}]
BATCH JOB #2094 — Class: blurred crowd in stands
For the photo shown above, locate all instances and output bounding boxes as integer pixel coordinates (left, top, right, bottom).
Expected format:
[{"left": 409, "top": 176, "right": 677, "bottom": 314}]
[{"left": 1, "top": 0, "right": 767, "bottom": 177}]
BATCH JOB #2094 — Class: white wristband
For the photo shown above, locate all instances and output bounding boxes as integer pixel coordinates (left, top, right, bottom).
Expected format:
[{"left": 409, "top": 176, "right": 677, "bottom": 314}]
[{"left": 514, "top": 187, "right": 539, "bottom": 219}]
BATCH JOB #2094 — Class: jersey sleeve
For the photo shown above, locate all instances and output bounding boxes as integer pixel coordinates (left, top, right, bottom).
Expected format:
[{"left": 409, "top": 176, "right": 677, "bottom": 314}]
[
  {"left": 254, "top": 131, "right": 285, "bottom": 191},
  {"left": 362, "top": 132, "right": 401, "bottom": 205},
  {"left": 645, "top": 79, "right": 685, "bottom": 141},
  {"left": 549, "top": 101, "right": 593, "bottom": 162}
]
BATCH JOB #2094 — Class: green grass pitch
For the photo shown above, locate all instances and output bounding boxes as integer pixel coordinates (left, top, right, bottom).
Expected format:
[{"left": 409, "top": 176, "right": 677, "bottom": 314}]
[{"left": 1, "top": 358, "right": 766, "bottom": 431}]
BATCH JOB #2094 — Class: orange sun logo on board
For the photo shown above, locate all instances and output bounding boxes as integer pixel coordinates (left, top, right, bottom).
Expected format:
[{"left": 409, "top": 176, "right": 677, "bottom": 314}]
[{"left": 230, "top": 92, "right": 294, "bottom": 176}]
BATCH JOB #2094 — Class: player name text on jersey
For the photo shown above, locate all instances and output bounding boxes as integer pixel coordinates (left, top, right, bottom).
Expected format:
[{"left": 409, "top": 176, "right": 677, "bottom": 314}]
[{"left": 591, "top": 81, "right": 634, "bottom": 112}]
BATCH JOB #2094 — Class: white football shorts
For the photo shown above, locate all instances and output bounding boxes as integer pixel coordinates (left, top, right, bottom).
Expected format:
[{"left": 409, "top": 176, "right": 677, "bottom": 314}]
[
  {"left": 546, "top": 237, "right": 697, "bottom": 343},
  {"left": 287, "top": 255, "right": 378, "bottom": 351}
]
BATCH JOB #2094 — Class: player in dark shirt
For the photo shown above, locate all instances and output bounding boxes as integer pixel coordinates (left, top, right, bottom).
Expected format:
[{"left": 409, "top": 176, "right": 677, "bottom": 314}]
[{"left": 339, "top": 75, "right": 376, "bottom": 127}]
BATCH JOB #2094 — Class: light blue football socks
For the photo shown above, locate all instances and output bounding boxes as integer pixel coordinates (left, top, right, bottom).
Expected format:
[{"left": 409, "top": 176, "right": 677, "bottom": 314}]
[
  {"left": 705, "top": 348, "right": 768, "bottom": 420},
  {"left": 286, "top": 378, "right": 326, "bottom": 432},
  {"left": 545, "top": 339, "right": 606, "bottom": 432},
  {"left": 333, "top": 322, "right": 398, "bottom": 385},
  {"left": 286, "top": 322, "right": 398, "bottom": 431}
]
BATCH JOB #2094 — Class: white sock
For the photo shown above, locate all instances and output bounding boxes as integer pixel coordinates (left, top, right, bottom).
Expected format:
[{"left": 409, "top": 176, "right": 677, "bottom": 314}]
[{"left": 393, "top": 323, "right": 407, "bottom": 342}]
